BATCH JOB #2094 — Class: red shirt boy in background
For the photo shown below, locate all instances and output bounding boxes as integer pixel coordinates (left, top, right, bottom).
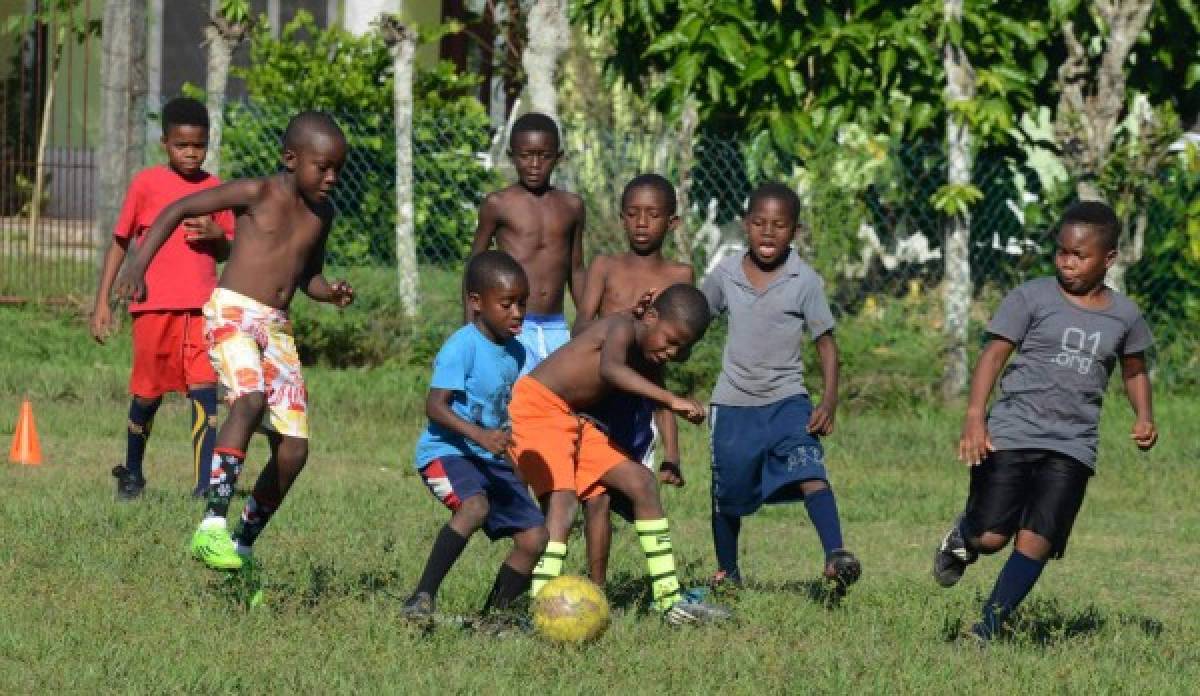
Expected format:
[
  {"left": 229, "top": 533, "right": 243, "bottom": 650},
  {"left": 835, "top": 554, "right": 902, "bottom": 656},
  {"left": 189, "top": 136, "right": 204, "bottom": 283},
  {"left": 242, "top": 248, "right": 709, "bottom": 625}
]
[{"left": 91, "top": 97, "right": 234, "bottom": 501}]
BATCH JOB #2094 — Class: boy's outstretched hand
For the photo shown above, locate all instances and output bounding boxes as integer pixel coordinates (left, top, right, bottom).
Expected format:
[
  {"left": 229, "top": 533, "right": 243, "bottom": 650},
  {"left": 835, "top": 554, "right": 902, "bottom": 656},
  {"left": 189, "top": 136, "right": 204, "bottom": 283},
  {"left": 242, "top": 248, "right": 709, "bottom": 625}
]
[
  {"left": 476, "top": 428, "right": 512, "bottom": 457},
  {"left": 658, "top": 461, "right": 685, "bottom": 487},
  {"left": 668, "top": 395, "right": 706, "bottom": 424},
  {"left": 1131, "top": 420, "right": 1158, "bottom": 451},
  {"left": 330, "top": 279, "right": 355, "bottom": 308},
  {"left": 806, "top": 402, "right": 836, "bottom": 436},
  {"left": 958, "top": 415, "right": 993, "bottom": 467}
]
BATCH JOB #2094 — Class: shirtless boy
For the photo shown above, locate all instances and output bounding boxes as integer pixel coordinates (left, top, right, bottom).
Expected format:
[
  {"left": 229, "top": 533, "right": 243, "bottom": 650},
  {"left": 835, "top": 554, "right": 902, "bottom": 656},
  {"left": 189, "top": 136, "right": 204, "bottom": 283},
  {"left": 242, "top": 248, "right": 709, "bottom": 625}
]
[
  {"left": 469, "top": 112, "right": 585, "bottom": 365},
  {"left": 116, "top": 111, "right": 353, "bottom": 571},
  {"left": 572, "top": 173, "right": 694, "bottom": 587},
  {"left": 509, "top": 284, "right": 730, "bottom": 625}
]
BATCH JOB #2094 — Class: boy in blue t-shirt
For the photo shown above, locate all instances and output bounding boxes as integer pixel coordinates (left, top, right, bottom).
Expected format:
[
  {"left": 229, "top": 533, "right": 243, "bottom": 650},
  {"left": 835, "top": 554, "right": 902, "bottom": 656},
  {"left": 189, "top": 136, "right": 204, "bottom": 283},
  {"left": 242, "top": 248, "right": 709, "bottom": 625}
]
[
  {"left": 933, "top": 201, "right": 1158, "bottom": 643},
  {"left": 702, "top": 183, "right": 861, "bottom": 594},
  {"left": 402, "top": 251, "right": 549, "bottom": 623}
]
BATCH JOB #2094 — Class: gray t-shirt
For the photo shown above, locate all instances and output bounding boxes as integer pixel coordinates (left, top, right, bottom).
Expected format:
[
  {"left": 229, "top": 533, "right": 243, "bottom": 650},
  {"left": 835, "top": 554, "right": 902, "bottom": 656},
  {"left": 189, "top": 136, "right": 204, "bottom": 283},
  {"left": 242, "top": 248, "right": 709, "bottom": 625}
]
[
  {"left": 702, "top": 251, "right": 836, "bottom": 407},
  {"left": 986, "top": 276, "right": 1153, "bottom": 469}
]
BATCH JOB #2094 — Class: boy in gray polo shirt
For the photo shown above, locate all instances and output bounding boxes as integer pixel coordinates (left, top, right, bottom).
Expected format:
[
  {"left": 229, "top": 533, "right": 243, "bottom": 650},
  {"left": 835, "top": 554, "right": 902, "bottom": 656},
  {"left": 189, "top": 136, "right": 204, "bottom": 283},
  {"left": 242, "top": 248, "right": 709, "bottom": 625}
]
[
  {"left": 933, "top": 201, "right": 1158, "bottom": 643},
  {"left": 701, "top": 182, "right": 861, "bottom": 595}
]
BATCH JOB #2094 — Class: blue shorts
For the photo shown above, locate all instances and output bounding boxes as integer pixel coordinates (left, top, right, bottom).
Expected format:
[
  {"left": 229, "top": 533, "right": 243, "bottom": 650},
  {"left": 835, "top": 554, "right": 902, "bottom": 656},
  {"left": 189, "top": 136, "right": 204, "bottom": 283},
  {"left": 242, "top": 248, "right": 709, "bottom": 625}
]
[
  {"left": 584, "top": 391, "right": 655, "bottom": 465},
  {"left": 710, "top": 394, "right": 827, "bottom": 517},
  {"left": 419, "top": 455, "right": 545, "bottom": 540},
  {"left": 517, "top": 314, "right": 570, "bottom": 368}
]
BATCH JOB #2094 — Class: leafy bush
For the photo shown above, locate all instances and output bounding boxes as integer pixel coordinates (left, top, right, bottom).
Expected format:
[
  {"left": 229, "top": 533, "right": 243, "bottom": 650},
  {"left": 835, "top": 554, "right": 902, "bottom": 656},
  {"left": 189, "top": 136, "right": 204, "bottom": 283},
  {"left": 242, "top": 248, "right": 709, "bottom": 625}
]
[{"left": 222, "top": 11, "right": 499, "bottom": 267}]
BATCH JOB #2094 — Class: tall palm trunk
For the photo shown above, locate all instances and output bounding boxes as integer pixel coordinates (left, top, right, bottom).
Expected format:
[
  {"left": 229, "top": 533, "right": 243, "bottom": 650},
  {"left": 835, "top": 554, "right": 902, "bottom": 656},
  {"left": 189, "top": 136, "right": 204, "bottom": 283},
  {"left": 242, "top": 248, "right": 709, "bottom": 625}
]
[
  {"left": 522, "top": 0, "right": 569, "bottom": 121},
  {"left": 202, "top": 14, "right": 248, "bottom": 175},
  {"left": 380, "top": 15, "right": 420, "bottom": 317}
]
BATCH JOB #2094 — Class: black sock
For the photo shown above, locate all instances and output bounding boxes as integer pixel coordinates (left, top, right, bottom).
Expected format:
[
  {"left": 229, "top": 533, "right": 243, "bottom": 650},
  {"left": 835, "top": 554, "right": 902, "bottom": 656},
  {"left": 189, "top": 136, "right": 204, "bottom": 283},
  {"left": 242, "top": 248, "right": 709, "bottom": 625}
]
[
  {"left": 482, "top": 562, "right": 531, "bottom": 614},
  {"left": 979, "top": 549, "right": 1046, "bottom": 638},
  {"left": 712, "top": 501, "right": 742, "bottom": 581},
  {"left": 188, "top": 387, "right": 218, "bottom": 495},
  {"left": 414, "top": 524, "right": 469, "bottom": 599},
  {"left": 124, "top": 398, "right": 161, "bottom": 479}
]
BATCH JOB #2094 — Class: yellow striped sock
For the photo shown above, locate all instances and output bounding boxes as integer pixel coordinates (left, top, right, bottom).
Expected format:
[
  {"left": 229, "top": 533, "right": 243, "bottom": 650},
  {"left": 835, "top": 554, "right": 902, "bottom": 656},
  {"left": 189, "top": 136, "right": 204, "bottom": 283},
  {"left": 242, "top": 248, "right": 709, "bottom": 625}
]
[
  {"left": 636, "top": 518, "right": 682, "bottom": 611},
  {"left": 531, "top": 540, "right": 567, "bottom": 598}
]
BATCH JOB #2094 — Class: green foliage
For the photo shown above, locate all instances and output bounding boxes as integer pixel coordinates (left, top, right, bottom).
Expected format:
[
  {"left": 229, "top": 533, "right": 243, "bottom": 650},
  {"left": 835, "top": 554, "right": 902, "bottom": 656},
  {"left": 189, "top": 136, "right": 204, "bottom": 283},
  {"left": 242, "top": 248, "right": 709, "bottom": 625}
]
[
  {"left": 573, "top": 0, "right": 1049, "bottom": 153},
  {"left": 931, "top": 183, "right": 985, "bottom": 217},
  {"left": 221, "top": 11, "right": 499, "bottom": 266}
]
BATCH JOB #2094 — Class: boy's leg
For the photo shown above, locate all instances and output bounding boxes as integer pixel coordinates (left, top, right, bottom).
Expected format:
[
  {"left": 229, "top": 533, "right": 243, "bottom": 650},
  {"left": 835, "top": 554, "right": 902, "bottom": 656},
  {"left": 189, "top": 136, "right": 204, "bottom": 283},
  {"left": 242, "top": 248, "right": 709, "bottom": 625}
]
[
  {"left": 484, "top": 525, "right": 549, "bottom": 614},
  {"left": 796, "top": 480, "right": 861, "bottom": 589},
  {"left": 598, "top": 461, "right": 680, "bottom": 607},
  {"left": 113, "top": 394, "right": 162, "bottom": 500},
  {"left": 971, "top": 453, "right": 1090, "bottom": 641},
  {"left": 583, "top": 494, "right": 613, "bottom": 587},
  {"left": 231, "top": 432, "right": 308, "bottom": 554},
  {"left": 710, "top": 499, "right": 742, "bottom": 584},
  {"left": 934, "top": 450, "right": 1027, "bottom": 587},
  {"left": 531, "top": 490, "right": 577, "bottom": 597},
  {"left": 187, "top": 383, "right": 218, "bottom": 498}
]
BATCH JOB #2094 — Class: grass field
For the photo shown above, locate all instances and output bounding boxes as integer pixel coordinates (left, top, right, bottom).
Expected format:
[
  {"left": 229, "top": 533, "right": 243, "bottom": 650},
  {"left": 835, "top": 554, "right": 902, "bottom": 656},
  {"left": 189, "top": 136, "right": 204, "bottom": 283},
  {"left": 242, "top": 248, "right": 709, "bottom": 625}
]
[{"left": 2, "top": 303, "right": 1198, "bottom": 694}]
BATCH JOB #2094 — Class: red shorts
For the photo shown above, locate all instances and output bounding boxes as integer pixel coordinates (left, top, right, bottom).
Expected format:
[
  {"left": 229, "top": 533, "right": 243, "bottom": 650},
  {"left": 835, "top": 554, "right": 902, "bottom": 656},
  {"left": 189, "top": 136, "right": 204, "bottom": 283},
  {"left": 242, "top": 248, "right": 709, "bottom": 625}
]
[{"left": 129, "top": 310, "right": 215, "bottom": 398}]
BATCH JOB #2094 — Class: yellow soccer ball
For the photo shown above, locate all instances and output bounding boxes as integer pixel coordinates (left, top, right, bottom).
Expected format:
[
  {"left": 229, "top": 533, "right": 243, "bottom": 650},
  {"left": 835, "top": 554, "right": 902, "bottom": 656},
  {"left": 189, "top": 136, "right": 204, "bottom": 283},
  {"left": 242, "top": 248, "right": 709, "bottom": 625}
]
[{"left": 532, "top": 575, "right": 610, "bottom": 643}]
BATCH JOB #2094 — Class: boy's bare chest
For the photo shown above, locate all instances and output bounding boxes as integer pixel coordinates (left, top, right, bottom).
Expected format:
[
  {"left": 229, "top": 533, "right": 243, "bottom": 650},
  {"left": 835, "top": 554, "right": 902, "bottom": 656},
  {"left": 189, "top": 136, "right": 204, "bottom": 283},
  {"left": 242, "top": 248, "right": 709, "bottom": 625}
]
[
  {"left": 499, "top": 199, "right": 573, "bottom": 250},
  {"left": 602, "top": 267, "right": 664, "bottom": 313}
]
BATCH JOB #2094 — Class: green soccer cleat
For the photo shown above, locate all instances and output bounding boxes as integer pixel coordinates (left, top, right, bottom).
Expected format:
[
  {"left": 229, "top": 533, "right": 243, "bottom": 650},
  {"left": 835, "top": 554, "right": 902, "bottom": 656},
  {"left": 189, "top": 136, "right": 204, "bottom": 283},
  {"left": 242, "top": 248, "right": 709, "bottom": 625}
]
[{"left": 190, "top": 522, "right": 244, "bottom": 571}]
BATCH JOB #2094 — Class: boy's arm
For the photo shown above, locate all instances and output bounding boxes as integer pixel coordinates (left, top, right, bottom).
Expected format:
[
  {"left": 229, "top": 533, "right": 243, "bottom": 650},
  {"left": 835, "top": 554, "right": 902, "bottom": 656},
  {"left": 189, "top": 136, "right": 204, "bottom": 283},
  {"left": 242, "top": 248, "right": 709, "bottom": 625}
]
[
  {"left": 300, "top": 226, "right": 353, "bottom": 307},
  {"left": 1120, "top": 352, "right": 1157, "bottom": 450},
  {"left": 654, "top": 407, "right": 684, "bottom": 486},
  {"left": 568, "top": 199, "right": 586, "bottom": 311},
  {"left": 959, "top": 338, "right": 1015, "bottom": 466},
  {"left": 115, "top": 179, "right": 263, "bottom": 301},
  {"left": 90, "top": 238, "right": 130, "bottom": 344},
  {"left": 571, "top": 256, "right": 607, "bottom": 335},
  {"left": 426, "top": 389, "right": 511, "bottom": 456},
  {"left": 807, "top": 331, "right": 839, "bottom": 436},
  {"left": 465, "top": 193, "right": 502, "bottom": 322},
  {"left": 599, "top": 320, "right": 705, "bottom": 423}
]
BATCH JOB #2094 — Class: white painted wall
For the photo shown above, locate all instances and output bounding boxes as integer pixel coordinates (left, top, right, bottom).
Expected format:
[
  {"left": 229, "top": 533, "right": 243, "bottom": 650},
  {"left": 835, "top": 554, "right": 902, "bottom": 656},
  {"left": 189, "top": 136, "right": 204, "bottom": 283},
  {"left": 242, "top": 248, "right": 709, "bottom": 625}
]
[{"left": 341, "top": 0, "right": 401, "bottom": 35}]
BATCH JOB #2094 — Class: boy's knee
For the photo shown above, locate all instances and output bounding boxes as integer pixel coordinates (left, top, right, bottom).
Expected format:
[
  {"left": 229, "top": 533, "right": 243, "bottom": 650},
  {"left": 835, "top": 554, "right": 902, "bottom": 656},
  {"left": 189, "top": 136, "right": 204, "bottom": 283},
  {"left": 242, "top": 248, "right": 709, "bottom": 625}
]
[
  {"left": 975, "top": 531, "right": 1010, "bottom": 554},
  {"left": 276, "top": 437, "right": 309, "bottom": 468},
  {"left": 799, "top": 479, "right": 829, "bottom": 496},
  {"left": 518, "top": 526, "right": 550, "bottom": 556},
  {"left": 626, "top": 466, "right": 658, "bottom": 503},
  {"left": 232, "top": 392, "right": 266, "bottom": 417},
  {"left": 133, "top": 395, "right": 162, "bottom": 409},
  {"left": 584, "top": 495, "right": 610, "bottom": 519},
  {"left": 458, "top": 494, "right": 490, "bottom": 522}
]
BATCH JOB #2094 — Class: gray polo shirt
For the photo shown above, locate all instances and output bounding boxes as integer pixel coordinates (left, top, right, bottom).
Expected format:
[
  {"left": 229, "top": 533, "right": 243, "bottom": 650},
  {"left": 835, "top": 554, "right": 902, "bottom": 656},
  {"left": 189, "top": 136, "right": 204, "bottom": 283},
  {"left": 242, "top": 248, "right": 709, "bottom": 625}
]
[
  {"left": 986, "top": 277, "right": 1153, "bottom": 469},
  {"left": 702, "top": 251, "right": 836, "bottom": 407}
]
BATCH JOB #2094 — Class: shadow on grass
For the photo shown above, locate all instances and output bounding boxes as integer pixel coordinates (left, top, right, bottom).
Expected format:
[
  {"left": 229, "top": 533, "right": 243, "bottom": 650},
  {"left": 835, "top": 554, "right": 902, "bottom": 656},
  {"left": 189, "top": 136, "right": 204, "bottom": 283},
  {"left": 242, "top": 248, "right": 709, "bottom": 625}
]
[
  {"left": 941, "top": 597, "right": 1164, "bottom": 646},
  {"left": 744, "top": 578, "right": 847, "bottom": 609}
]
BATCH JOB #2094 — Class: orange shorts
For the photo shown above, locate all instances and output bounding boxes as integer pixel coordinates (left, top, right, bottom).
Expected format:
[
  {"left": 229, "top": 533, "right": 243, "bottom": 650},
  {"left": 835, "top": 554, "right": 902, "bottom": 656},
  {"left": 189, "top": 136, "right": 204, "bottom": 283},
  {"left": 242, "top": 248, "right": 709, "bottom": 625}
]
[
  {"left": 129, "top": 310, "right": 216, "bottom": 398},
  {"left": 508, "top": 376, "right": 630, "bottom": 501}
]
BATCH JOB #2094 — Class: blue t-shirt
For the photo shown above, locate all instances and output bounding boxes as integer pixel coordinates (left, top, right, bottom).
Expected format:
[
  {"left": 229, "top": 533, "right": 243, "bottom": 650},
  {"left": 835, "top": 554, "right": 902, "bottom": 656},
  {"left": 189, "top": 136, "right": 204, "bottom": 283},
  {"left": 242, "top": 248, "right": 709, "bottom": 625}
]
[{"left": 413, "top": 324, "right": 527, "bottom": 469}]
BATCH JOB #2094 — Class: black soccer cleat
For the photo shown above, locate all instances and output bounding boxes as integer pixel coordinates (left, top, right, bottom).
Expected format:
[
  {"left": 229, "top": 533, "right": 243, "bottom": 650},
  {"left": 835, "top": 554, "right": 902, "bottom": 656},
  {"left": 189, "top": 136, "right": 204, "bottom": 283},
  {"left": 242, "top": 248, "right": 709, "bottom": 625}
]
[
  {"left": 824, "top": 549, "right": 862, "bottom": 595},
  {"left": 400, "top": 591, "right": 435, "bottom": 623},
  {"left": 933, "top": 514, "right": 978, "bottom": 588},
  {"left": 111, "top": 465, "right": 145, "bottom": 502}
]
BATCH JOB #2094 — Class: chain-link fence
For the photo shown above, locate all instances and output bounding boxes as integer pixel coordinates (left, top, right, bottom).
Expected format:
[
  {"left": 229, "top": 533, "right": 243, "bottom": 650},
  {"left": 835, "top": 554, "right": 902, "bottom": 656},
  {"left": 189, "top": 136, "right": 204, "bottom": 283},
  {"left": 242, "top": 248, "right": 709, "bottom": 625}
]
[{"left": 5, "top": 98, "right": 1197, "bottom": 382}]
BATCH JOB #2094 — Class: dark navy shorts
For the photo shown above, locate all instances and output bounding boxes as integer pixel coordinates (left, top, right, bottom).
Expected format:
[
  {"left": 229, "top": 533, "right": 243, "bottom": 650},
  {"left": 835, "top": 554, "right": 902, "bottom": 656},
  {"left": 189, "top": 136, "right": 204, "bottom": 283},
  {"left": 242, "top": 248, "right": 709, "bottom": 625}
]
[
  {"left": 964, "top": 449, "right": 1092, "bottom": 558},
  {"left": 583, "top": 391, "right": 655, "bottom": 465},
  {"left": 419, "top": 455, "right": 545, "bottom": 540},
  {"left": 710, "top": 394, "right": 827, "bottom": 517}
]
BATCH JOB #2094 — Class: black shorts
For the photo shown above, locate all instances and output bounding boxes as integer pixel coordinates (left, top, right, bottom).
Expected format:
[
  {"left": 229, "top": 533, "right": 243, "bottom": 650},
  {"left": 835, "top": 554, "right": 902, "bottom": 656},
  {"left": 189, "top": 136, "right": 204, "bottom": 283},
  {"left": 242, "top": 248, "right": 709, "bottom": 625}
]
[{"left": 964, "top": 449, "right": 1093, "bottom": 558}]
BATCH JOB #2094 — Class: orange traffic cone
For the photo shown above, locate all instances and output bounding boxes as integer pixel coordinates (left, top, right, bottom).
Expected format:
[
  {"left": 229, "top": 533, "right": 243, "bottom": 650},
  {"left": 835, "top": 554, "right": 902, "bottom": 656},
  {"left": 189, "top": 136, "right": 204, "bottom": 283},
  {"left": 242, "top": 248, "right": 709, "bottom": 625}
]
[{"left": 9, "top": 399, "right": 42, "bottom": 465}]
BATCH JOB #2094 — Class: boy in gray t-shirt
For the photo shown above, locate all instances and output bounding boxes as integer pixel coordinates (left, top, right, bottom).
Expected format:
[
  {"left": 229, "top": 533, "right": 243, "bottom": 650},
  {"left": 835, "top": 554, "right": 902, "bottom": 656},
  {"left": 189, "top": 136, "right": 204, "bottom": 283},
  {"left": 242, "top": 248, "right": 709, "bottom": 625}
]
[
  {"left": 932, "top": 201, "right": 1158, "bottom": 643},
  {"left": 701, "top": 183, "right": 860, "bottom": 596}
]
